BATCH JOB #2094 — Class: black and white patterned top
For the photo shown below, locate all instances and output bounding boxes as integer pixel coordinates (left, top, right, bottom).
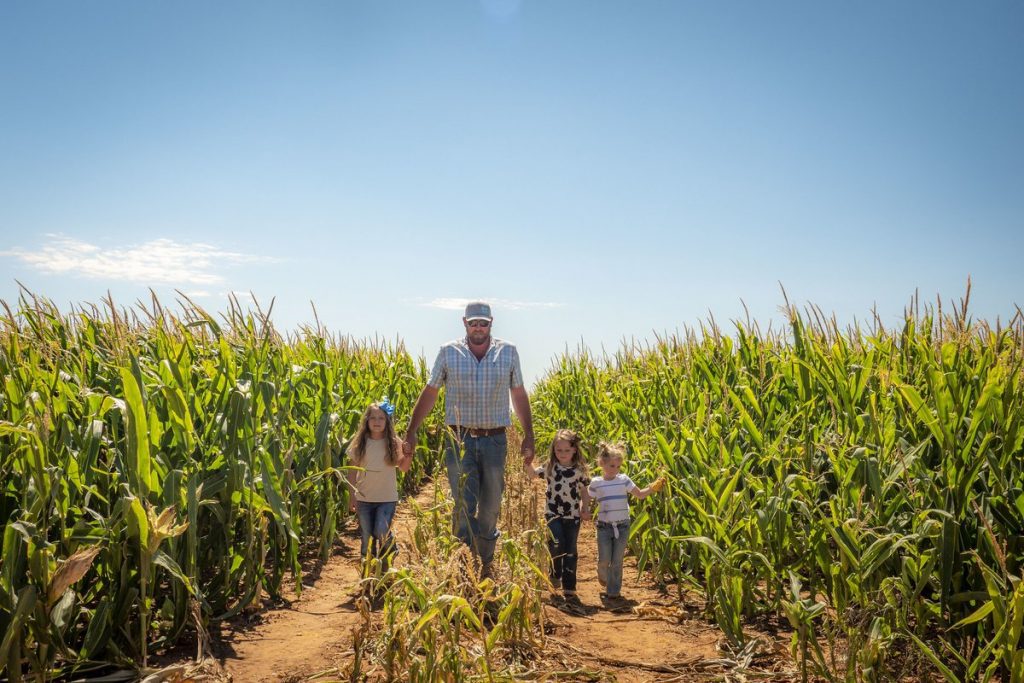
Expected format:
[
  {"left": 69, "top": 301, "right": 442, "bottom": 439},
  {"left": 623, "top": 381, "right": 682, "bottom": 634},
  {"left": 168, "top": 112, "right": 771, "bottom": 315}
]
[{"left": 534, "top": 463, "right": 588, "bottom": 520}]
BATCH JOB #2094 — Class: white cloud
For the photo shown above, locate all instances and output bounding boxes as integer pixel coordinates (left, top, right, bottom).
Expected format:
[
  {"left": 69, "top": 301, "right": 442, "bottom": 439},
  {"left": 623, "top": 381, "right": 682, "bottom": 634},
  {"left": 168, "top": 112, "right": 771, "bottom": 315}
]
[
  {"left": 1, "top": 235, "right": 277, "bottom": 285},
  {"left": 420, "top": 297, "right": 564, "bottom": 311}
]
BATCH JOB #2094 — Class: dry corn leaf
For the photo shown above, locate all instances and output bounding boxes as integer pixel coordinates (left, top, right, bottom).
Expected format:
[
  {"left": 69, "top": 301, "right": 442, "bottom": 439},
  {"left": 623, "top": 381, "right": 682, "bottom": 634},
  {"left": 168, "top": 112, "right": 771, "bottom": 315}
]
[{"left": 47, "top": 545, "right": 101, "bottom": 607}]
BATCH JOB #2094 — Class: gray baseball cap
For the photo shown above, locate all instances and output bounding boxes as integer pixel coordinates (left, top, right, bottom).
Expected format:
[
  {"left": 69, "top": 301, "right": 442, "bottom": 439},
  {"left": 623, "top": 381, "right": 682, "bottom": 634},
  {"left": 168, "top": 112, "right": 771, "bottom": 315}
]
[{"left": 464, "top": 301, "right": 493, "bottom": 321}]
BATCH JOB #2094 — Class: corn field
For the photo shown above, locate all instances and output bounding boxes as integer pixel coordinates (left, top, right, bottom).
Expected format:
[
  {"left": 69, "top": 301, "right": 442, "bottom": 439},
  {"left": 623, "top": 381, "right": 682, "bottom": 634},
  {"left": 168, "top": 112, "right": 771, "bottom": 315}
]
[
  {"left": 4, "top": 287, "right": 1023, "bottom": 682},
  {"left": 531, "top": 296, "right": 1024, "bottom": 681},
  {"left": 0, "top": 292, "right": 443, "bottom": 681}
]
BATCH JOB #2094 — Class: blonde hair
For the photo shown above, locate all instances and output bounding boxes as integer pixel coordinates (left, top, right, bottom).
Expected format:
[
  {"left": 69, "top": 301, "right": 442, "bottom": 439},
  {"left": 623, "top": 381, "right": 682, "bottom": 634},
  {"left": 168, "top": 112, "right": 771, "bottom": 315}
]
[
  {"left": 349, "top": 402, "right": 399, "bottom": 467},
  {"left": 544, "top": 428, "right": 588, "bottom": 477},
  {"left": 596, "top": 441, "right": 626, "bottom": 465}
]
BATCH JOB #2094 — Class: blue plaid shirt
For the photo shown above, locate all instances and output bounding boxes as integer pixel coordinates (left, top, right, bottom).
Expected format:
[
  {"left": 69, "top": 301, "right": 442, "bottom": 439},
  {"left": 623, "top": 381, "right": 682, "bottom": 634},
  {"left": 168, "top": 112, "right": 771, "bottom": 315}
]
[{"left": 428, "top": 337, "right": 525, "bottom": 428}]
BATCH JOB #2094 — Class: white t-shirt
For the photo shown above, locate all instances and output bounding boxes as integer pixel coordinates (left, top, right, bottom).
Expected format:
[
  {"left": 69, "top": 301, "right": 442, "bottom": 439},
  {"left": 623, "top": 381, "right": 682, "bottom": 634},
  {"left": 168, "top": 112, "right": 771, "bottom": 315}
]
[
  {"left": 347, "top": 438, "right": 399, "bottom": 503},
  {"left": 587, "top": 474, "right": 636, "bottom": 524}
]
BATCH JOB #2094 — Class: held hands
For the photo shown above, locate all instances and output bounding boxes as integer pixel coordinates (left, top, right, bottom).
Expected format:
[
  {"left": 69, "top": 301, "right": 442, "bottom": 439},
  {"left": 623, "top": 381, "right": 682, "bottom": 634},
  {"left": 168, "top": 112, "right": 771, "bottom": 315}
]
[
  {"left": 521, "top": 435, "right": 535, "bottom": 467},
  {"left": 394, "top": 436, "right": 413, "bottom": 472}
]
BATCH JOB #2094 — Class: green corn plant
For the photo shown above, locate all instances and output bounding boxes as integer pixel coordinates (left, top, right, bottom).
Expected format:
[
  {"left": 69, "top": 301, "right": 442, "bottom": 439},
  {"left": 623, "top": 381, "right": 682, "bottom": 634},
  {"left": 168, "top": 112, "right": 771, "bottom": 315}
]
[
  {"left": 532, "top": 291, "right": 1024, "bottom": 679},
  {"left": 123, "top": 499, "right": 190, "bottom": 667},
  {"left": 0, "top": 290, "right": 446, "bottom": 679},
  {"left": 781, "top": 571, "right": 831, "bottom": 683}
]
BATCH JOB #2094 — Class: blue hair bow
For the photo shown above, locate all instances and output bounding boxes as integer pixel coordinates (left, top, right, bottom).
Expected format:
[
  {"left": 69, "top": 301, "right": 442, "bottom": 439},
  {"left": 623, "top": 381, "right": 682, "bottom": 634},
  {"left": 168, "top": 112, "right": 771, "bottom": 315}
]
[{"left": 379, "top": 397, "right": 395, "bottom": 418}]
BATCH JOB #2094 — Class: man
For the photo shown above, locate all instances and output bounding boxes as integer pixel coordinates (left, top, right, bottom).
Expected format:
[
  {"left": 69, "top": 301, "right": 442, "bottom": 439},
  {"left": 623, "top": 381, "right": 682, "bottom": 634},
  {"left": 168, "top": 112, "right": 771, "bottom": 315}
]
[{"left": 402, "top": 301, "right": 535, "bottom": 576}]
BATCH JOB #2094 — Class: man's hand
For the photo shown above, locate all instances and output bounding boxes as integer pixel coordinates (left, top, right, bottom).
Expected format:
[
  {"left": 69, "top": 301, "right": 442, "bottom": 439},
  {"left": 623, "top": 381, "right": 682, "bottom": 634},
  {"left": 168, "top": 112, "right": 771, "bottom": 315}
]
[
  {"left": 348, "top": 499, "right": 357, "bottom": 514},
  {"left": 398, "top": 453, "right": 413, "bottom": 473},
  {"left": 581, "top": 508, "right": 592, "bottom": 522},
  {"left": 521, "top": 435, "right": 535, "bottom": 467}
]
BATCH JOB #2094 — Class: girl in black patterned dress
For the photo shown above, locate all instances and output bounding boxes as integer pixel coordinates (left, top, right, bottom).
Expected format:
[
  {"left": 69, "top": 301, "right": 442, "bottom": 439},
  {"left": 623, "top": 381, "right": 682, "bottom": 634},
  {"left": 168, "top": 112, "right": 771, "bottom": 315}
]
[{"left": 527, "top": 429, "right": 591, "bottom": 596}]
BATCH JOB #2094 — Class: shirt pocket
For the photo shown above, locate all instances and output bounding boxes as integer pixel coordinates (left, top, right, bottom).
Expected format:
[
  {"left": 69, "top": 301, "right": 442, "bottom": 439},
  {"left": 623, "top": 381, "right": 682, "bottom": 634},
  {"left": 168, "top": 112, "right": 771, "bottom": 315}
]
[
  {"left": 487, "top": 354, "right": 514, "bottom": 395},
  {"left": 448, "top": 356, "right": 474, "bottom": 402}
]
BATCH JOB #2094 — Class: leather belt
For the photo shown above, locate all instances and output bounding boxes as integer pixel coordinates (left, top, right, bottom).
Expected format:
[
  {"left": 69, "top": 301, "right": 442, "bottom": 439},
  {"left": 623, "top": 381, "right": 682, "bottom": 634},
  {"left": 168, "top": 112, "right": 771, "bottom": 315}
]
[{"left": 451, "top": 425, "right": 506, "bottom": 437}]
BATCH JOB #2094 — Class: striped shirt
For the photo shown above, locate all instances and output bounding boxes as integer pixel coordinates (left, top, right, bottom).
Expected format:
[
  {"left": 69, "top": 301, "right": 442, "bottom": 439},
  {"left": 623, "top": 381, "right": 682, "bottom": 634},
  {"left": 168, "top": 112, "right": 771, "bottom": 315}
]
[
  {"left": 428, "top": 337, "right": 525, "bottom": 428},
  {"left": 587, "top": 474, "right": 636, "bottom": 524}
]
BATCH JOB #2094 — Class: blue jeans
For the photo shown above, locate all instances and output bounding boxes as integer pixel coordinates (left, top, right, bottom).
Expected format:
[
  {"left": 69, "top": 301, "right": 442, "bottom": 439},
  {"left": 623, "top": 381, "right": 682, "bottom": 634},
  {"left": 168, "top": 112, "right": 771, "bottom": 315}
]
[
  {"left": 547, "top": 517, "right": 580, "bottom": 591},
  {"left": 355, "top": 501, "right": 397, "bottom": 562},
  {"left": 444, "top": 432, "right": 507, "bottom": 565},
  {"left": 596, "top": 520, "right": 631, "bottom": 597}
]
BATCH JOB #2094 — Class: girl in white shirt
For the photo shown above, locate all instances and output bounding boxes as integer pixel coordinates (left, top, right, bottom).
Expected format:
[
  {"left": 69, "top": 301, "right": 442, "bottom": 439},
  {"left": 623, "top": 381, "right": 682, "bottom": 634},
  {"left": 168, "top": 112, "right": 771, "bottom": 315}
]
[
  {"left": 587, "top": 442, "right": 664, "bottom": 600},
  {"left": 346, "top": 399, "right": 411, "bottom": 564}
]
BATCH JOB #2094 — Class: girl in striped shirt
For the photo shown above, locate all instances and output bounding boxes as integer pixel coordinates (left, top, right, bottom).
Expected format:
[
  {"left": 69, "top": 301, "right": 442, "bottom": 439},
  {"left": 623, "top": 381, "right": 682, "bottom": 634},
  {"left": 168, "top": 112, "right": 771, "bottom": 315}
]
[{"left": 587, "top": 442, "right": 664, "bottom": 601}]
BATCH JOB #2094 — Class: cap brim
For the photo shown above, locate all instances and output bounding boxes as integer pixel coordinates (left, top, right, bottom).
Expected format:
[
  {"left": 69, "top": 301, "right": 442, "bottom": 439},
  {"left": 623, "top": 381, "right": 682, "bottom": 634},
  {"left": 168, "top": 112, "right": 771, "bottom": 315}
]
[{"left": 466, "top": 316, "right": 492, "bottom": 322}]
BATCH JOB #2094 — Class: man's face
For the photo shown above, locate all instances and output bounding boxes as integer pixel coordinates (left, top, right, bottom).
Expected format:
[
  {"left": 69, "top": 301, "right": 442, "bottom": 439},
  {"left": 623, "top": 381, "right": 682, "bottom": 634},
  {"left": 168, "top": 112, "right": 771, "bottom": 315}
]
[{"left": 464, "top": 318, "right": 492, "bottom": 345}]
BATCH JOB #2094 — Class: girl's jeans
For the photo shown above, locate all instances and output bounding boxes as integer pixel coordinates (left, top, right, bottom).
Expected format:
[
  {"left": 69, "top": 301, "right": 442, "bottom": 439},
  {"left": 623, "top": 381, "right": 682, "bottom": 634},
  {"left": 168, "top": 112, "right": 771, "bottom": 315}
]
[
  {"left": 596, "top": 519, "right": 631, "bottom": 597},
  {"left": 547, "top": 516, "right": 580, "bottom": 591},
  {"left": 356, "top": 501, "right": 397, "bottom": 563},
  {"left": 444, "top": 432, "right": 507, "bottom": 566}
]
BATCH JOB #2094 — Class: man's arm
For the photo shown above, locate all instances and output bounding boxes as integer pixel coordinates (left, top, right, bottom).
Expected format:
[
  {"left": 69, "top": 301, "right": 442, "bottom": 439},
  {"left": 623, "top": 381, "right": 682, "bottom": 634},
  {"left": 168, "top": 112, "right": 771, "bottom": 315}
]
[
  {"left": 510, "top": 385, "right": 535, "bottom": 465},
  {"left": 401, "top": 385, "right": 440, "bottom": 456}
]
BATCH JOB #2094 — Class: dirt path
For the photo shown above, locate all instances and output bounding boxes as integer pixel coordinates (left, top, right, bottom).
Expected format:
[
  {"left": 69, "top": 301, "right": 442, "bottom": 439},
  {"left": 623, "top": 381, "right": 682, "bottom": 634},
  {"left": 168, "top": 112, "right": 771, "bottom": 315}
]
[
  {"left": 539, "top": 526, "right": 728, "bottom": 681},
  {"left": 211, "top": 532, "right": 365, "bottom": 682},
  {"left": 179, "top": 480, "right": 792, "bottom": 682}
]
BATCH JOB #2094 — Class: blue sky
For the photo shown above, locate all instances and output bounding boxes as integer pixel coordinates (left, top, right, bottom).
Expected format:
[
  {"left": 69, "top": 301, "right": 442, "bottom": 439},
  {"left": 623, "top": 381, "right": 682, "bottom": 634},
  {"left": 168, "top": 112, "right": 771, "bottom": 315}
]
[{"left": 2, "top": 1, "right": 1022, "bottom": 384}]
